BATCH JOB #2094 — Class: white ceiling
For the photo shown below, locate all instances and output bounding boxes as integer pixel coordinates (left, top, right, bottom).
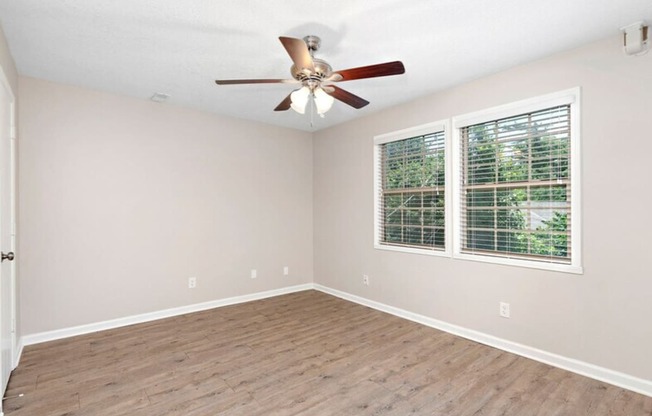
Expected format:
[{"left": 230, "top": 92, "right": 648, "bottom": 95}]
[{"left": 1, "top": 0, "right": 651, "bottom": 132}]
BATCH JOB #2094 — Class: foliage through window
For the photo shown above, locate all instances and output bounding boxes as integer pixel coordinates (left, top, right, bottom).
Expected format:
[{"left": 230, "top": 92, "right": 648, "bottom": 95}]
[
  {"left": 459, "top": 105, "right": 573, "bottom": 264},
  {"left": 377, "top": 129, "right": 446, "bottom": 251}
]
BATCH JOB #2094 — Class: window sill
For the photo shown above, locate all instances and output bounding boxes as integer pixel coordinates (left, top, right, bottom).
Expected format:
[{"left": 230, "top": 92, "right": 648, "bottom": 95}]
[
  {"left": 375, "top": 243, "right": 451, "bottom": 258},
  {"left": 453, "top": 252, "right": 583, "bottom": 274}
]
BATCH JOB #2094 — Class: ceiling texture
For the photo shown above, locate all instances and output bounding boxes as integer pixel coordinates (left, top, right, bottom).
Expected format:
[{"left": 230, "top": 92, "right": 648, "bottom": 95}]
[{"left": 1, "top": 0, "right": 651, "bottom": 131}]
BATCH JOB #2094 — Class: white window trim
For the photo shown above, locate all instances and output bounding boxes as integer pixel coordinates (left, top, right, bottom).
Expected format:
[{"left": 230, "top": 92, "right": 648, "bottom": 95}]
[
  {"left": 373, "top": 120, "right": 452, "bottom": 257},
  {"left": 451, "top": 88, "right": 583, "bottom": 274}
]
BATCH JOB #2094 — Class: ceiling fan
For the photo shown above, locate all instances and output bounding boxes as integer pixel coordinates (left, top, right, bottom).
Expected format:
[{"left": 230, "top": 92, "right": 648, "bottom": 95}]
[{"left": 215, "top": 35, "right": 405, "bottom": 116}]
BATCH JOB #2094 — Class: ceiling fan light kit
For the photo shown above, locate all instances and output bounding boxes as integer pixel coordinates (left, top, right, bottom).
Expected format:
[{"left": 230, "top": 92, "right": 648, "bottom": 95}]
[
  {"left": 215, "top": 35, "right": 405, "bottom": 120},
  {"left": 289, "top": 85, "right": 334, "bottom": 118},
  {"left": 313, "top": 87, "right": 335, "bottom": 115},
  {"left": 290, "top": 86, "right": 310, "bottom": 114}
]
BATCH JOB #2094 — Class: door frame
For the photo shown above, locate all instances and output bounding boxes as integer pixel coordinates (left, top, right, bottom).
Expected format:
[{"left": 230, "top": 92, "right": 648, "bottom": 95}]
[{"left": 0, "top": 66, "right": 17, "bottom": 390}]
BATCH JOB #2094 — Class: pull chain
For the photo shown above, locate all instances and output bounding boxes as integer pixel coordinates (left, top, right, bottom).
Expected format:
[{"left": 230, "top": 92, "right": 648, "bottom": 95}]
[{"left": 310, "top": 93, "right": 315, "bottom": 128}]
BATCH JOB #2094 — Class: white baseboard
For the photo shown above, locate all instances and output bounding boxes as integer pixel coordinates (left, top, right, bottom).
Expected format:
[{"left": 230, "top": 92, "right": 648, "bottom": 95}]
[
  {"left": 313, "top": 284, "right": 652, "bottom": 398},
  {"left": 21, "top": 284, "right": 314, "bottom": 346},
  {"left": 18, "top": 282, "right": 652, "bottom": 398}
]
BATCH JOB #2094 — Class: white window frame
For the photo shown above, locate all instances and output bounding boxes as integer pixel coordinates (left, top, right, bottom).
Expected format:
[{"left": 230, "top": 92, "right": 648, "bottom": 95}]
[
  {"left": 373, "top": 120, "right": 452, "bottom": 257},
  {"left": 451, "top": 88, "right": 583, "bottom": 274}
]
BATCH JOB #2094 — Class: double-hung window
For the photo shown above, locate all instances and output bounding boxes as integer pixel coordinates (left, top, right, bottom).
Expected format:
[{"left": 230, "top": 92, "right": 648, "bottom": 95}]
[
  {"left": 373, "top": 89, "right": 581, "bottom": 273},
  {"left": 374, "top": 121, "right": 451, "bottom": 255},
  {"left": 453, "top": 88, "right": 582, "bottom": 273}
]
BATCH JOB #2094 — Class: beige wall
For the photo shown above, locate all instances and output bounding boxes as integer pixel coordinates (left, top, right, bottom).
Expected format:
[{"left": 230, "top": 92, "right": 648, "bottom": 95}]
[
  {"left": 313, "top": 35, "right": 652, "bottom": 381},
  {"left": 18, "top": 77, "right": 313, "bottom": 334}
]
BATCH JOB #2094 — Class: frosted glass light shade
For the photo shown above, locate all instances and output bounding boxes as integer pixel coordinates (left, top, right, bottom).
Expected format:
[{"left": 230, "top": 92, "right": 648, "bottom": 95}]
[
  {"left": 314, "top": 87, "right": 335, "bottom": 115},
  {"left": 290, "top": 86, "right": 310, "bottom": 114}
]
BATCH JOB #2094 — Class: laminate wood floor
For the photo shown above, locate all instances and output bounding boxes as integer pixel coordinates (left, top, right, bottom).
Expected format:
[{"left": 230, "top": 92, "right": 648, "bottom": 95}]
[{"left": 4, "top": 290, "right": 652, "bottom": 415}]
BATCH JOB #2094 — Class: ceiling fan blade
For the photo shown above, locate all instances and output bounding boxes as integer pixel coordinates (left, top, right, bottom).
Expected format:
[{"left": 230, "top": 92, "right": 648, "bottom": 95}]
[
  {"left": 329, "top": 61, "right": 405, "bottom": 82},
  {"left": 274, "top": 94, "right": 293, "bottom": 111},
  {"left": 215, "top": 79, "right": 295, "bottom": 85},
  {"left": 326, "top": 85, "right": 369, "bottom": 109},
  {"left": 279, "top": 36, "right": 314, "bottom": 73}
]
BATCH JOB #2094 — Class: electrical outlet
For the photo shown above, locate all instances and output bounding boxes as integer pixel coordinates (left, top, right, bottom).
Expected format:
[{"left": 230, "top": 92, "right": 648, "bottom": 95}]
[
  {"left": 499, "top": 302, "right": 510, "bottom": 318},
  {"left": 188, "top": 277, "right": 197, "bottom": 289},
  {"left": 363, "top": 274, "right": 370, "bottom": 286},
  {"left": 283, "top": 266, "right": 289, "bottom": 276},
  {"left": 251, "top": 269, "right": 257, "bottom": 279}
]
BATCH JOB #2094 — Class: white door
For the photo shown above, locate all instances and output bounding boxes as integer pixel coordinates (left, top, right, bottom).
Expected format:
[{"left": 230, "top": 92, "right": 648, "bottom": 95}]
[{"left": 0, "top": 70, "right": 17, "bottom": 398}]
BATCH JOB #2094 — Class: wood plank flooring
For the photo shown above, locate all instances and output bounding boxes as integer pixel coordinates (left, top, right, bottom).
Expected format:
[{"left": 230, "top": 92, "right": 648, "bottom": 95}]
[{"left": 3, "top": 290, "right": 652, "bottom": 415}]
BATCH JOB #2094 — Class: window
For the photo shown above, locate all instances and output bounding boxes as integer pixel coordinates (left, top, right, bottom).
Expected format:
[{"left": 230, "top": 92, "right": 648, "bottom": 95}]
[
  {"left": 373, "top": 89, "right": 581, "bottom": 273},
  {"left": 374, "top": 121, "right": 450, "bottom": 255},
  {"left": 453, "top": 88, "right": 582, "bottom": 273}
]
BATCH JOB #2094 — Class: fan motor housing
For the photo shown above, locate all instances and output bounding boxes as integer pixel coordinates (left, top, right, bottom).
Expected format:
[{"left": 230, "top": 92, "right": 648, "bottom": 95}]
[{"left": 291, "top": 58, "right": 332, "bottom": 82}]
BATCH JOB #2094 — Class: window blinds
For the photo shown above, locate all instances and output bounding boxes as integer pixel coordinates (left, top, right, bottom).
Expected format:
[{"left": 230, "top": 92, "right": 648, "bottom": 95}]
[
  {"left": 459, "top": 105, "right": 572, "bottom": 264},
  {"left": 378, "top": 131, "right": 446, "bottom": 250}
]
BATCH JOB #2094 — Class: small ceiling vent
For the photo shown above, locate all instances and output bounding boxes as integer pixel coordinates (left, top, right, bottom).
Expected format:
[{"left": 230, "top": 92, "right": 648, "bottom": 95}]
[{"left": 150, "top": 93, "right": 170, "bottom": 103}]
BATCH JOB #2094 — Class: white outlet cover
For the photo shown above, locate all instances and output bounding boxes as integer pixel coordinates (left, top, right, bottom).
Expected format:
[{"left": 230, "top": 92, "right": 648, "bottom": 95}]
[
  {"left": 499, "top": 302, "right": 510, "bottom": 318},
  {"left": 251, "top": 269, "right": 257, "bottom": 279}
]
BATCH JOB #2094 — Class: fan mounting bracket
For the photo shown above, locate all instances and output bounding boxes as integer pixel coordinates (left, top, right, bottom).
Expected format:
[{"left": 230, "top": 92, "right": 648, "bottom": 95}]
[{"left": 303, "top": 35, "right": 321, "bottom": 53}]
